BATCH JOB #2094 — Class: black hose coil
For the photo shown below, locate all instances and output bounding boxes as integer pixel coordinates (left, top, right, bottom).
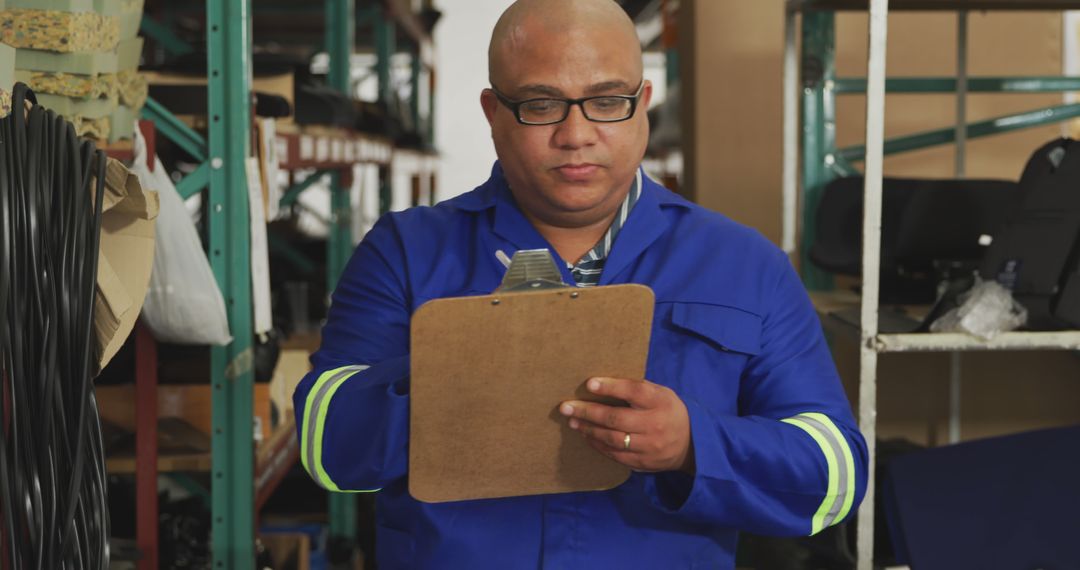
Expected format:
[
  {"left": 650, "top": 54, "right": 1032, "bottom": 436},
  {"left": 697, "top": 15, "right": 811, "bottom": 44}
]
[{"left": 0, "top": 82, "right": 110, "bottom": 569}]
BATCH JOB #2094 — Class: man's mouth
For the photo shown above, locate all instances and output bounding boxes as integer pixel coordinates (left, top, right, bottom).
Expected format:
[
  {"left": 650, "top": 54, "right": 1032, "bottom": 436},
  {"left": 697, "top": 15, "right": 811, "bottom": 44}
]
[{"left": 555, "top": 163, "right": 601, "bottom": 179}]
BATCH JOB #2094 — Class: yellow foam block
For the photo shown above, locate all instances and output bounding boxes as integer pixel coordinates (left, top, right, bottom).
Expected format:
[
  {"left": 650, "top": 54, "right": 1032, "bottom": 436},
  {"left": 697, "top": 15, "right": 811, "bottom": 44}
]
[
  {"left": 117, "top": 69, "right": 146, "bottom": 108},
  {"left": 0, "top": 9, "right": 119, "bottom": 53},
  {"left": 0, "top": 89, "right": 11, "bottom": 120},
  {"left": 15, "top": 69, "right": 119, "bottom": 100},
  {"left": 71, "top": 115, "right": 110, "bottom": 139}
]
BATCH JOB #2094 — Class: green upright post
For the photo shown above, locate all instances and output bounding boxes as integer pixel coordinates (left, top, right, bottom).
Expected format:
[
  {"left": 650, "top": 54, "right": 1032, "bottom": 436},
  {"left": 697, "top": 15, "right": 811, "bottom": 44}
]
[
  {"left": 427, "top": 69, "right": 435, "bottom": 148},
  {"left": 800, "top": 11, "right": 836, "bottom": 291},
  {"left": 411, "top": 47, "right": 422, "bottom": 136},
  {"left": 376, "top": 8, "right": 395, "bottom": 213},
  {"left": 375, "top": 8, "right": 396, "bottom": 105},
  {"left": 207, "top": 0, "right": 255, "bottom": 567},
  {"left": 325, "top": 0, "right": 359, "bottom": 543}
]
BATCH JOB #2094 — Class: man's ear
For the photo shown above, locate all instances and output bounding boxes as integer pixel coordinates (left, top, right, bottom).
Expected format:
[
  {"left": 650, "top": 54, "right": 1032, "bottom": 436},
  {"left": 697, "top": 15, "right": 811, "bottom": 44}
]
[
  {"left": 640, "top": 80, "right": 654, "bottom": 112},
  {"left": 480, "top": 89, "right": 499, "bottom": 126}
]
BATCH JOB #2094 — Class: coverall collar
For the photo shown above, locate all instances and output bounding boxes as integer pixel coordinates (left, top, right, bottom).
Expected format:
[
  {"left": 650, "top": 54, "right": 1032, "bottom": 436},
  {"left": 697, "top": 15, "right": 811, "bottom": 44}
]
[{"left": 460, "top": 161, "right": 688, "bottom": 285}]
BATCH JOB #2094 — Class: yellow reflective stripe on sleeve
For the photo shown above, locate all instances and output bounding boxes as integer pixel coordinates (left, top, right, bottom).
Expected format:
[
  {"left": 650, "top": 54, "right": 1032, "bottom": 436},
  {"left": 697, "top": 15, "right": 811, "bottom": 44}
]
[
  {"left": 781, "top": 412, "right": 857, "bottom": 534},
  {"left": 300, "top": 365, "right": 377, "bottom": 492},
  {"left": 800, "top": 412, "right": 857, "bottom": 525},
  {"left": 781, "top": 417, "right": 840, "bottom": 535}
]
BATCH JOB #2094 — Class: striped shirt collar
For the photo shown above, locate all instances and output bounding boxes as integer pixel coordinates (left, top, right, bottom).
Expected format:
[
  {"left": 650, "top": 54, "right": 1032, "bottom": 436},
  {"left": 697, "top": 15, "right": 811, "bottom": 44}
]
[{"left": 569, "top": 168, "right": 643, "bottom": 287}]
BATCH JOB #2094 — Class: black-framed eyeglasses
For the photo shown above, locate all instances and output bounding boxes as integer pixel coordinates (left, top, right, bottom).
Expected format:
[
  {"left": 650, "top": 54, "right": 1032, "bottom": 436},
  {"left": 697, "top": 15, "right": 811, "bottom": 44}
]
[{"left": 490, "top": 81, "right": 645, "bottom": 125}]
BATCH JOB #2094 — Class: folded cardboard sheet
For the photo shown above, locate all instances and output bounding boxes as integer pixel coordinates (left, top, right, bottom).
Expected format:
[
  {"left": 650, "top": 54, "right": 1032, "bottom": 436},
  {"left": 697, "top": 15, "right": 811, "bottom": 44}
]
[{"left": 94, "top": 156, "right": 158, "bottom": 371}]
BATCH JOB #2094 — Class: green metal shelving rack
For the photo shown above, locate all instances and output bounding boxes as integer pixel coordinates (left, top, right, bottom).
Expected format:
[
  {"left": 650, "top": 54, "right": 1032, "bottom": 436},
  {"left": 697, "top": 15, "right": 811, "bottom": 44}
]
[
  {"left": 138, "top": 0, "right": 434, "bottom": 566},
  {"left": 143, "top": 0, "right": 258, "bottom": 566}
]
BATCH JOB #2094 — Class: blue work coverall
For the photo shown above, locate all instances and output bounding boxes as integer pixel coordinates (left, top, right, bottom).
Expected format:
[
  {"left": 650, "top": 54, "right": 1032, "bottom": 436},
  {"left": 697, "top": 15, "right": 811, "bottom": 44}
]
[{"left": 294, "top": 162, "right": 868, "bottom": 569}]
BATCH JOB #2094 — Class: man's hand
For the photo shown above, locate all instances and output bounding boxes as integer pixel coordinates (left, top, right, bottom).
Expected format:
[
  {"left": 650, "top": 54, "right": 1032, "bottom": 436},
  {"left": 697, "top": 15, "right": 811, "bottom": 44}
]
[{"left": 559, "top": 377, "right": 695, "bottom": 474}]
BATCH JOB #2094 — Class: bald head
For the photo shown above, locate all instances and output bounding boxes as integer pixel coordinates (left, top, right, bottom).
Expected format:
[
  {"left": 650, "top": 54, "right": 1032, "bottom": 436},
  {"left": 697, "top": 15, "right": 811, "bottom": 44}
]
[{"left": 488, "top": 0, "right": 642, "bottom": 87}]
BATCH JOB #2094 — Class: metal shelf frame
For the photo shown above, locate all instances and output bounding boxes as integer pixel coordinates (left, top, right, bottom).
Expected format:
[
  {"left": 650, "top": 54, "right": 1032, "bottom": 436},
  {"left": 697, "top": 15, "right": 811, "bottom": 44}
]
[
  {"left": 139, "top": 1, "right": 256, "bottom": 567},
  {"left": 782, "top": 3, "right": 1080, "bottom": 568},
  {"left": 136, "top": 0, "right": 436, "bottom": 565}
]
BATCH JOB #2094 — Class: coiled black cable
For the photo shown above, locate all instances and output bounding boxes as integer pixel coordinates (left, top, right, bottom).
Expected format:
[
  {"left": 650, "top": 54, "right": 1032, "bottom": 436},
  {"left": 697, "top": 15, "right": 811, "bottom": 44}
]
[{"left": 0, "top": 83, "right": 109, "bottom": 569}]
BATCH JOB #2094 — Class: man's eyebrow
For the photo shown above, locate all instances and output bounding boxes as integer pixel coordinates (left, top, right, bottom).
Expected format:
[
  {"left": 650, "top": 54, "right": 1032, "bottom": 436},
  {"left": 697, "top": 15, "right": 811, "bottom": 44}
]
[
  {"left": 515, "top": 84, "right": 565, "bottom": 97},
  {"left": 513, "top": 80, "right": 637, "bottom": 98},
  {"left": 584, "top": 80, "right": 635, "bottom": 95}
]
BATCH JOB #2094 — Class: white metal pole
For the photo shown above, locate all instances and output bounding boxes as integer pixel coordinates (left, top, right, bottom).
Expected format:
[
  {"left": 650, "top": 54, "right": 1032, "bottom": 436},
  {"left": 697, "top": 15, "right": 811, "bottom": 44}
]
[
  {"left": 948, "top": 10, "right": 969, "bottom": 446},
  {"left": 858, "top": 0, "right": 890, "bottom": 568},
  {"left": 782, "top": 2, "right": 799, "bottom": 255}
]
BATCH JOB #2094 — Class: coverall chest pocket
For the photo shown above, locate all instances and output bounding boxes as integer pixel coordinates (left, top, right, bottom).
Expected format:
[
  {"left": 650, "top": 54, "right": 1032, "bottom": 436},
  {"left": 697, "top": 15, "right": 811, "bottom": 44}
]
[{"left": 649, "top": 302, "right": 763, "bottom": 411}]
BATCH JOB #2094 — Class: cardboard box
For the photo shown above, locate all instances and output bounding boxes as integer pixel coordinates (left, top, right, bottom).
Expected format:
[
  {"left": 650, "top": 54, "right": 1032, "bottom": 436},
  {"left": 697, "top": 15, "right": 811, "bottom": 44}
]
[
  {"left": 269, "top": 349, "right": 312, "bottom": 420},
  {"left": 145, "top": 70, "right": 295, "bottom": 124},
  {"left": 95, "top": 156, "right": 158, "bottom": 371},
  {"left": 97, "top": 383, "right": 272, "bottom": 443},
  {"left": 260, "top": 533, "right": 311, "bottom": 570}
]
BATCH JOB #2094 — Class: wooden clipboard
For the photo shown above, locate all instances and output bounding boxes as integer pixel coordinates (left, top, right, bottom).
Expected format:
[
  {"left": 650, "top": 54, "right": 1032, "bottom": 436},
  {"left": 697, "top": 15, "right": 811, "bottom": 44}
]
[{"left": 409, "top": 284, "right": 654, "bottom": 503}]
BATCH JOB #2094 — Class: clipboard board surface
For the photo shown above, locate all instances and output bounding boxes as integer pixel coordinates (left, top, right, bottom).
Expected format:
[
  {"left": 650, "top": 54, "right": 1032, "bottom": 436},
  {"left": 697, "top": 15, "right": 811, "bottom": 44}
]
[{"left": 409, "top": 284, "right": 654, "bottom": 503}]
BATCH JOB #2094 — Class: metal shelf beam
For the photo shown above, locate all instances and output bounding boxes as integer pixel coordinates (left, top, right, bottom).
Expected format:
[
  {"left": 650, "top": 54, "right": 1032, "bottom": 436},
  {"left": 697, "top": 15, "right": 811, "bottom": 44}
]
[
  {"left": 838, "top": 102, "right": 1080, "bottom": 162},
  {"left": 834, "top": 75, "right": 1080, "bottom": 94},
  {"left": 876, "top": 331, "right": 1080, "bottom": 352}
]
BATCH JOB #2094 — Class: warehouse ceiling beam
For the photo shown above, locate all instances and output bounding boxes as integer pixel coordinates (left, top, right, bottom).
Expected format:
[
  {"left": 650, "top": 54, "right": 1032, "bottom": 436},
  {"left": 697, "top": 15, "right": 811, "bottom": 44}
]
[
  {"left": 140, "top": 15, "right": 195, "bottom": 58},
  {"left": 141, "top": 98, "right": 209, "bottom": 164},
  {"left": 838, "top": 102, "right": 1080, "bottom": 162},
  {"left": 834, "top": 76, "right": 1080, "bottom": 94}
]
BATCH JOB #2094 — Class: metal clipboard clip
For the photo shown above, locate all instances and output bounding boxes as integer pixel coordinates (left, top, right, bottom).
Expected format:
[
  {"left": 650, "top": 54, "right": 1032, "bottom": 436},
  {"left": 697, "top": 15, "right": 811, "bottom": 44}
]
[{"left": 495, "top": 249, "right": 573, "bottom": 293}]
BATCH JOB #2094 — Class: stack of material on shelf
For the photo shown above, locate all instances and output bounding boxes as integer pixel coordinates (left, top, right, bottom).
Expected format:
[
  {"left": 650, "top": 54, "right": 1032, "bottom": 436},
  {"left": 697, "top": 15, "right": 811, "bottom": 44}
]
[
  {"left": 0, "top": 42, "right": 13, "bottom": 118},
  {"left": 5, "top": 0, "right": 146, "bottom": 142}
]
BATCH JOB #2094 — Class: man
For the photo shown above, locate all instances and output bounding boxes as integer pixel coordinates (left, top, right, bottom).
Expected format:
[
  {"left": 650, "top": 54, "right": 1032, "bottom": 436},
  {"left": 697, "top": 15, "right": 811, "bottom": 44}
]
[{"left": 294, "top": 0, "right": 868, "bottom": 568}]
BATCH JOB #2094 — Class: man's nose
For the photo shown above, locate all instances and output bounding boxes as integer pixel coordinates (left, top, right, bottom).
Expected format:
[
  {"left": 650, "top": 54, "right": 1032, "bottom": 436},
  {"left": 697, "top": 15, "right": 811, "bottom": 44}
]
[{"left": 552, "top": 103, "right": 598, "bottom": 149}]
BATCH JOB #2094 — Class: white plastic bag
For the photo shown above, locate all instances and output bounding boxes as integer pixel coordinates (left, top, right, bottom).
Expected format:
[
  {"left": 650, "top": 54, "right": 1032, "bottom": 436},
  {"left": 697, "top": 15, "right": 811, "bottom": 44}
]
[
  {"left": 930, "top": 277, "right": 1027, "bottom": 340},
  {"left": 132, "top": 127, "right": 232, "bottom": 345}
]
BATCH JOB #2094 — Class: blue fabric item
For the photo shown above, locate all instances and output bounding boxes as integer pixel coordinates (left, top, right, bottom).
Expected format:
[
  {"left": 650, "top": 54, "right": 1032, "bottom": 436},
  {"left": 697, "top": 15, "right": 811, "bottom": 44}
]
[
  {"left": 293, "top": 162, "right": 868, "bottom": 570},
  {"left": 885, "top": 425, "right": 1080, "bottom": 570}
]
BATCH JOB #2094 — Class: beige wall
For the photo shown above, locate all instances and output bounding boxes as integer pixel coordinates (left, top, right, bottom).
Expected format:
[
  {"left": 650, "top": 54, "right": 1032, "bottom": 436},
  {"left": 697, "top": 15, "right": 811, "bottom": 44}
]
[{"left": 684, "top": 4, "right": 1080, "bottom": 445}]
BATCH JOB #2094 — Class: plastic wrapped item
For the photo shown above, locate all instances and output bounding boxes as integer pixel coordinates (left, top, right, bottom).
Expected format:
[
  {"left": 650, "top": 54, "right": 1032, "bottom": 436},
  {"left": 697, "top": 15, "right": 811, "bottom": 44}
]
[
  {"left": 930, "top": 278, "right": 1027, "bottom": 340},
  {"left": 132, "top": 126, "right": 232, "bottom": 345}
]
